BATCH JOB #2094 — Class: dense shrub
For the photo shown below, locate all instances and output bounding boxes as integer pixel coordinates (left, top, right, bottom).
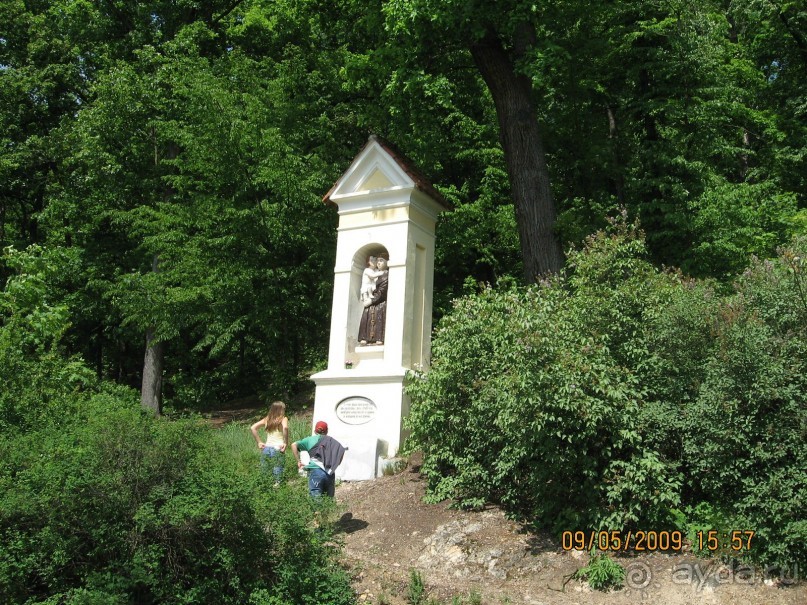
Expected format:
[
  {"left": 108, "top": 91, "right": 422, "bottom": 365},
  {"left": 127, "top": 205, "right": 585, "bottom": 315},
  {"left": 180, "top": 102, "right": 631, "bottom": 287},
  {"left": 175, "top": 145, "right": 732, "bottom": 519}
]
[
  {"left": 1, "top": 245, "right": 354, "bottom": 604},
  {"left": 406, "top": 224, "right": 807, "bottom": 569},
  {"left": 0, "top": 393, "right": 354, "bottom": 604},
  {"left": 406, "top": 221, "right": 683, "bottom": 531},
  {"left": 678, "top": 242, "right": 807, "bottom": 569},
  {"left": 0, "top": 245, "right": 96, "bottom": 431}
]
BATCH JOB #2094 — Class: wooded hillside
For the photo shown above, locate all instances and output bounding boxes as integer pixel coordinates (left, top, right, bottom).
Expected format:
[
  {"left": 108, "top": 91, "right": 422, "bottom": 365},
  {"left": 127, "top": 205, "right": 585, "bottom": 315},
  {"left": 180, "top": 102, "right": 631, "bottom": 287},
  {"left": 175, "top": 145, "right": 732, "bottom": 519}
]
[
  {"left": 2, "top": 2, "right": 806, "bottom": 603},
  {"left": 2, "top": 0, "right": 804, "bottom": 409}
]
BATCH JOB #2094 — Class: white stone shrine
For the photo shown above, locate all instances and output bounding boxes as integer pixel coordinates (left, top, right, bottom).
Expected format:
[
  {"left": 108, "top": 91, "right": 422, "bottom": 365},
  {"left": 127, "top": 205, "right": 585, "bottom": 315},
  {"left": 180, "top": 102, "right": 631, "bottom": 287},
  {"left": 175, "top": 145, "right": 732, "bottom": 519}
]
[{"left": 311, "top": 136, "right": 451, "bottom": 480}]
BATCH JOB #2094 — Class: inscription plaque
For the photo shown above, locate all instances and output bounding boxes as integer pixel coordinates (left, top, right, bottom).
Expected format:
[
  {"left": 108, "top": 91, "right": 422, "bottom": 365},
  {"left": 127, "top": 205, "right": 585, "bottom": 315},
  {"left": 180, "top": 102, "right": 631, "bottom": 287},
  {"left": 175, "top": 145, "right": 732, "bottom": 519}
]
[{"left": 335, "top": 396, "right": 376, "bottom": 425}]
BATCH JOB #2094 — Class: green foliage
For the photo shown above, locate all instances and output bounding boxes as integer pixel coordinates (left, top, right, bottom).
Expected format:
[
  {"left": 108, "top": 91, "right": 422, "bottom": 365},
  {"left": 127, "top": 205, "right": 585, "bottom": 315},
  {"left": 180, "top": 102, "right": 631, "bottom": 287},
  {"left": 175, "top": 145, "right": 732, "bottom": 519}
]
[
  {"left": 50, "top": 34, "right": 340, "bottom": 405},
  {"left": 406, "top": 569, "right": 426, "bottom": 605},
  {"left": 0, "top": 245, "right": 97, "bottom": 431},
  {"left": 4, "top": 0, "right": 806, "bottom": 415},
  {"left": 406, "top": 220, "right": 683, "bottom": 530},
  {"left": 572, "top": 551, "right": 625, "bottom": 591},
  {"left": 408, "top": 224, "right": 807, "bottom": 569},
  {"left": 526, "top": 0, "right": 805, "bottom": 272},
  {"left": 678, "top": 239, "right": 807, "bottom": 569},
  {"left": 2, "top": 0, "right": 369, "bottom": 409},
  {"left": 3, "top": 0, "right": 807, "bottom": 590},
  {"left": 0, "top": 396, "right": 354, "bottom": 605},
  {"left": 688, "top": 182, "right": 798, "bottom": 277},
  {"left": 674, "top": 502, "right": 735, "bottom": 558},
  {"left": 1, "top": 245, "right": 70, "bottom": 352}
]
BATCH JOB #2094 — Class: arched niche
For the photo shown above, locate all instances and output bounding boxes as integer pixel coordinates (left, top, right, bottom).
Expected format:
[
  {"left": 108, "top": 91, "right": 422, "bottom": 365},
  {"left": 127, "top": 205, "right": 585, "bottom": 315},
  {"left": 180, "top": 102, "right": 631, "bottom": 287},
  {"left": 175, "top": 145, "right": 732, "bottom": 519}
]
[{"left": 346, "top": 243, "right": 389, "bottom": 361}]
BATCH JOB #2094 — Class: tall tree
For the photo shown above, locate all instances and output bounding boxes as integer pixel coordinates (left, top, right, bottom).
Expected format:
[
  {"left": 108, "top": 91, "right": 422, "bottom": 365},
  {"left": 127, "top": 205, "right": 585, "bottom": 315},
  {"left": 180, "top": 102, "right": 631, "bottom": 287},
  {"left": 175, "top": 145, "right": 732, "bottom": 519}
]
[
  {"left": 4, "top": 0, "right": 806, "bottom": 413},
  {"left": 47, "top": 17, "right": 343, "bottom": 408},
  {"left": 377, "top": 0, "right": 804, "bottom": 277},
  {"left": 517, "top": 0, "right": 803, "bottom": 274},
  {"left": 383, "top": 0, "right": 566, "bottom": 280}
]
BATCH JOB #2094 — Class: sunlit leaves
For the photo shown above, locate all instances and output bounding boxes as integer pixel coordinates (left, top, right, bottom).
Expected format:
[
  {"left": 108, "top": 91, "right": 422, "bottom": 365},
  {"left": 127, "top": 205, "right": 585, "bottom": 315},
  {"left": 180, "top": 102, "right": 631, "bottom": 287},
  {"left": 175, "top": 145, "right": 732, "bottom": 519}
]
[{"left": 407, "top": 224, "right": 807, "bottom": 568}]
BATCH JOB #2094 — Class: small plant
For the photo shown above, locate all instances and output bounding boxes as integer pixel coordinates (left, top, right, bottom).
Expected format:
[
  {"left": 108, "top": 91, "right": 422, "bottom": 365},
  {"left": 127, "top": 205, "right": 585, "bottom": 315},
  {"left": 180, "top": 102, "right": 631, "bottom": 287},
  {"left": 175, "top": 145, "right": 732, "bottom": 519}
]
[
  {"left": 449, "top": 592, "right": 484, "bottom": 605},
  {"left": 572, "top": 549, "right": 626, "bottom": 591},
  {"left": 381, "top": 457, "right": 408, "bottom": 476},
  {"left": 407, "top": 569, "right": 426, "bottom": 605},
  {"left": 467, "top": 590, "right": 483, "bottom": 605}
]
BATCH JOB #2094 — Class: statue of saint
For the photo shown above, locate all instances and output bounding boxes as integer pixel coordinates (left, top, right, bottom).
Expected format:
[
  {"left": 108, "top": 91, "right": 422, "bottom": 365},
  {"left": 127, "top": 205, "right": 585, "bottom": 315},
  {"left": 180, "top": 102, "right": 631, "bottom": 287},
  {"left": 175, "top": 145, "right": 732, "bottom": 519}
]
[{"left": 358, "top": 256, "right": 388, "bottom": 345}]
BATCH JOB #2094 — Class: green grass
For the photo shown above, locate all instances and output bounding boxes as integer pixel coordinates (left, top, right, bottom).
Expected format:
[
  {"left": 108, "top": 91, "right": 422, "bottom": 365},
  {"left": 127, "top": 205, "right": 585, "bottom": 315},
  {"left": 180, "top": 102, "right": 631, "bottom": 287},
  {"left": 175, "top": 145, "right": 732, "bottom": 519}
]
[
  {"left": 213, "top": 414, "right": 313, "bottom": 447},
  {"left": 288, "top": 414, "right": 314, "bottom": 442},
  {"left": 211, "top": 414, "right": 316, "bottom": 480}
]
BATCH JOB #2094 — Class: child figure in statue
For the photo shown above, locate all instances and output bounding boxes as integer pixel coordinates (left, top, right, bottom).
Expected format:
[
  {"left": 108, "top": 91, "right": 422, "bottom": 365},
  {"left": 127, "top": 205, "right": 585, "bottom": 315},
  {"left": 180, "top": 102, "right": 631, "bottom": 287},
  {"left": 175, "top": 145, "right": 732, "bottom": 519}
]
[
  {"left": 360, "top": 256, "right": 384, "bottom": 306},
  {"left": 358, "top": 256, "right": 388, "bottom": 345}
]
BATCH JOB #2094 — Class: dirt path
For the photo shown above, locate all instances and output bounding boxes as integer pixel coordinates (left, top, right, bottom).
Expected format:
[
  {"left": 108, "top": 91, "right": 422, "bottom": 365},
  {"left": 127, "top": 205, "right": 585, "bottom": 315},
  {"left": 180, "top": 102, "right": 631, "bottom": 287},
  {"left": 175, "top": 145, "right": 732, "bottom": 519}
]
[{"left": 334, "top": 456, "right": 805, "bottom": 605}]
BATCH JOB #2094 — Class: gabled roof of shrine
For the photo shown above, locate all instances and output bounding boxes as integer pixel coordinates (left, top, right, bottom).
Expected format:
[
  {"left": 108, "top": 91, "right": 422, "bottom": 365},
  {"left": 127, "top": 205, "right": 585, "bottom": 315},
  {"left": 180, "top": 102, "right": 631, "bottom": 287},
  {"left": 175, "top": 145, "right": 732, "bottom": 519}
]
[{"left": 322, "top": 135, "right": 452, "bottom": 210}]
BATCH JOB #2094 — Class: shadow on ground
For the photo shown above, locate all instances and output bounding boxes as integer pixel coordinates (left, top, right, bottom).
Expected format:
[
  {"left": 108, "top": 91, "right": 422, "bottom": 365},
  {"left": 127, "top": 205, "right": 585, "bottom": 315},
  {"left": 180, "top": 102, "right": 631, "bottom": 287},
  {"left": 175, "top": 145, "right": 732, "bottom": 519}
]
[{"left": 334, "top": 512, "right": 370, "bottom": 535}]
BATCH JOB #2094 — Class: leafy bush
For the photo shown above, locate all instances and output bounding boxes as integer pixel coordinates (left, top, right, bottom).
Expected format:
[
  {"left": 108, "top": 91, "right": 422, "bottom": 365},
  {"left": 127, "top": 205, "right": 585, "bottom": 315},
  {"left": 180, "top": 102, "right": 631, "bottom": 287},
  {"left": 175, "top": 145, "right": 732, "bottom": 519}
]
[
  {"left": 406, "top": 223, "right": 807, "bottom": 570},
  {"left": 0, "top": 393, "right": 354, "bottom": 604},
  {"left": 2, "top": 245, "right": 353, "bottom": 604},
  {"left": 678, "top": 240, "right": 807, "bottom": 569},
  {"left": 406, "top": 221, "right": 682, "bottom": 531}
]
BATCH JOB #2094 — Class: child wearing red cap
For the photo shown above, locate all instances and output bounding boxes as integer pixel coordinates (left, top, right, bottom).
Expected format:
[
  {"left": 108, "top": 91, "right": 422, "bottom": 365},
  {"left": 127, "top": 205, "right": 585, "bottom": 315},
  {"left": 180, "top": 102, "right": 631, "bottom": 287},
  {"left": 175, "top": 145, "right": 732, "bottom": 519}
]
[{"left": 291, "top": 421, "right": 346, "bottom": 497}]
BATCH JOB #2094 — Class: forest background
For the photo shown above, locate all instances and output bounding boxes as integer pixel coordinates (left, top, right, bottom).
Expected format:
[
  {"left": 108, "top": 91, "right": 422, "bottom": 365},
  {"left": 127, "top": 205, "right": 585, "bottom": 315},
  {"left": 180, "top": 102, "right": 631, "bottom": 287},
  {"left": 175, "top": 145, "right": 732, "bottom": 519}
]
[{"left": 1, "top": 0, "right": 805, "bottom": 603}]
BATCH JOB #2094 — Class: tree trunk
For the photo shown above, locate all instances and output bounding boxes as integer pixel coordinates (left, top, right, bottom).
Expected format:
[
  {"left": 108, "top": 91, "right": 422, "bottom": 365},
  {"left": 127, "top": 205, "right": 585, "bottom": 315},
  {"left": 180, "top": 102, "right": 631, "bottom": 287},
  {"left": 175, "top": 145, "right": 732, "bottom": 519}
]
[
  {"left": 740, "top": 129, "right": 751, "bottom": 181},
  {"left": 470, "top": 28, "right": 564, "bottom": 281},
  {"left": 139, "top": 136, "right": 177, "bottom": 415},
  {"left": 140, "top": 254, "right": 164, "bottom": 415},
  {"left": 141, "top": 325, "right": 164, "bottom": 415},
  {"left": 606, "top": 105, "right": 626, "bottom": 205}
]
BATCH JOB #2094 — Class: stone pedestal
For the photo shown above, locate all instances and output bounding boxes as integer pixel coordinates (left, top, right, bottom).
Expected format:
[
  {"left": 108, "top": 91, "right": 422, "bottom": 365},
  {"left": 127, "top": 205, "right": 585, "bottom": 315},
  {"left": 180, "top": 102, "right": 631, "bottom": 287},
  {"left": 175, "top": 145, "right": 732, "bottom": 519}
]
[{"left": 311, "top": 136, "right": 450, "bottom": 479}]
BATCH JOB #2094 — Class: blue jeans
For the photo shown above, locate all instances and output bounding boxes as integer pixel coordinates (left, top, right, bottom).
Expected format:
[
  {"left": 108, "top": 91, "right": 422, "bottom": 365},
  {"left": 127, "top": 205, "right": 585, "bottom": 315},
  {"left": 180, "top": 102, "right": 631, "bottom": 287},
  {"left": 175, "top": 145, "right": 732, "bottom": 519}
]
[
  {"left": 261, "top": 446, "right": 284, "bottom": 480},
  {"left": 308, "top": 467, "right": 335, "bottom": 497}
]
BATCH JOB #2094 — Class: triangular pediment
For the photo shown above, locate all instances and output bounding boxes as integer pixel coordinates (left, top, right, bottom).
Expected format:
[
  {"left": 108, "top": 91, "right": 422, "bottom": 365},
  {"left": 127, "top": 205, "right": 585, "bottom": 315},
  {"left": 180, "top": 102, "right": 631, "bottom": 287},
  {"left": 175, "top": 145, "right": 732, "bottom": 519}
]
[
  {"left": 360, "top": 168, "right": 394, "bottom": 191},
  {"left": 325, "top": 138, "right": 416, "bottom": 201}
]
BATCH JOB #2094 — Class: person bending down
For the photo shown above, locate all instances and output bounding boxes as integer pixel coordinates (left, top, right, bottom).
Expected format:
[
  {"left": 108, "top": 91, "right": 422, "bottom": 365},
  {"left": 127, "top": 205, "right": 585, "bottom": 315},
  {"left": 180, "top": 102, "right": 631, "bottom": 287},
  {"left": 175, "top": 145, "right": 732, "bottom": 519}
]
[{"left": 291, "top": 421, "right": 346, "bottom": 497}]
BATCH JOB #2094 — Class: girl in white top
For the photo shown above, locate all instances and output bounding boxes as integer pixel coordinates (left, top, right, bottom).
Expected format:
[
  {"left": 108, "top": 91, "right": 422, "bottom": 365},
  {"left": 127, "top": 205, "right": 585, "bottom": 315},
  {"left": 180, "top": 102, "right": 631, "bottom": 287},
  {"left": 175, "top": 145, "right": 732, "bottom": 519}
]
[{"left": 250, "top": 401, "right": 289, "bottom": 481}]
